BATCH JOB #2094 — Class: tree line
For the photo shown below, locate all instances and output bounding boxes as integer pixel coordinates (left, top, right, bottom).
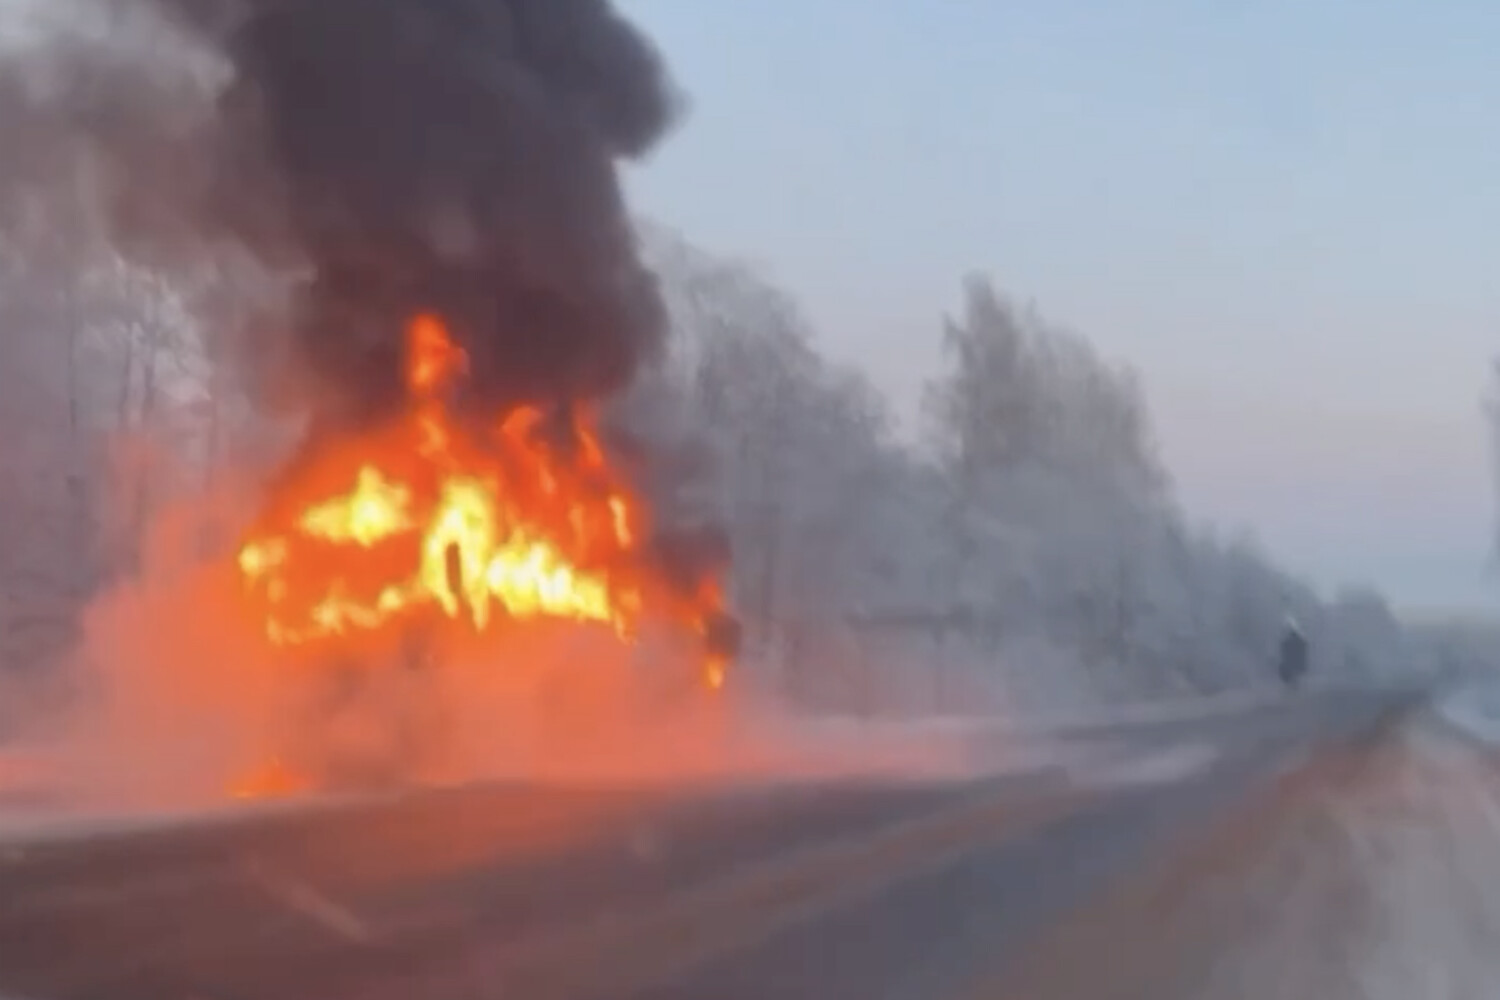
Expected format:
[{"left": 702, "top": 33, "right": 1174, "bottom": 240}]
[{"left": 0, "top": 208, "right": 1421, "bottom": 718}]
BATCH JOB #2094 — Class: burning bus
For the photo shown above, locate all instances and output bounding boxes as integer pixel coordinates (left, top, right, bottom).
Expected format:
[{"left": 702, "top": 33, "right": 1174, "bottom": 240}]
[
  {"left": 106, "top": 0, "right": 748, "bottom": 792},
  {"left": 80, "top": 0, "right": 750, "bottom": 797},
  {"left": 231, "top": 315, "right": 737, "bottom": 791}
]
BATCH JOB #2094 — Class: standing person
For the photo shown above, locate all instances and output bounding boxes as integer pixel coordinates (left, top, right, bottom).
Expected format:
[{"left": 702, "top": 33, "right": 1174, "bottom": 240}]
[{"left": 1278, "top": 616, "right": 1310, "bottom": 689}]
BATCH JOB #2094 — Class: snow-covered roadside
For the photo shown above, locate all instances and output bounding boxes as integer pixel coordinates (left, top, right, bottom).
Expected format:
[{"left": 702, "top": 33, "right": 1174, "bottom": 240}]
[
  {"left": 996, "top": 688, "right": 1500, "bottom": 999},
  {"left": 1121, "top": 710, "right": 1500, "bottom": 1000},
  {"left": 0, "top": 788, "right": 395, "bottom": 846},
  {"left": 994, "top": 688, "right": 1284, "bottom": 736},
  {"left": 1434, "top": 676, "right": 1500, "bottom": 744},
  {"left": 763, "top": 688, "right": 1285, "bottom": 744},
  {"left": 0, "top": 708, "right": 1237, "bottom": 849}
]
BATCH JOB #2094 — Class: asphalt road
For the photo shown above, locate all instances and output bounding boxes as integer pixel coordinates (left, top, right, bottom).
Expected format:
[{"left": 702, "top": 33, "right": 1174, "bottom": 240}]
[{"left": 0, "top": 688, "right": 1416, "bottom": 1000}]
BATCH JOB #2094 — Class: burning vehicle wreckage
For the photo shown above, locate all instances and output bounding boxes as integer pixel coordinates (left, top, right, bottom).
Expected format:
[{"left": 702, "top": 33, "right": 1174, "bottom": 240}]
[
  {"left": 232, "top": 315, "right": 741, "bottom": 793},
  {"left": 117, "top": 0, "right": 741, "bottom": 792}
]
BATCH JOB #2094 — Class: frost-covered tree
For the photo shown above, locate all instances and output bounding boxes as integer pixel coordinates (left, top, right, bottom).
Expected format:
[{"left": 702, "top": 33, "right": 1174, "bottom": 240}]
[
  {"left": 641, "top": 232, "right": 902, "bottom": 654},
  {"left": 918, "top": 277, "right": 1173, "bottom": 694},
  {"left": 637, "top": 245, "right": 1418, "bottom": 711}
]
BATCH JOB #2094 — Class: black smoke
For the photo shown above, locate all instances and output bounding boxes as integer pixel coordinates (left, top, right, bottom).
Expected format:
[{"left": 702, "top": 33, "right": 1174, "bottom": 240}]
[{"left": 149, "top": 0, "right": 680, "bottom": 422}]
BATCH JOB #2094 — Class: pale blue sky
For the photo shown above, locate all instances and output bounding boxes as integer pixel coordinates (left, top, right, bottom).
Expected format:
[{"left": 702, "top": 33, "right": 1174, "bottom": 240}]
[{"left": 617, "top": 0, "right": 1500, "bottom": 614}]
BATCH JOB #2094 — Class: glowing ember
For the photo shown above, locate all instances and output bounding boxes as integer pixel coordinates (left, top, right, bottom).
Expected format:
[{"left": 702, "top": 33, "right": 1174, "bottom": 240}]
[{"left": 236, "top": 314, "right": 726, "bottom": 686}]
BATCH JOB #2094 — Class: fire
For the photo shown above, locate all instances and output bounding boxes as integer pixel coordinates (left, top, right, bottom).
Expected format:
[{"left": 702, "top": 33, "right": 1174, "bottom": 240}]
[
  {"left": 236, "top": 314, "right": 726, "bottom": 684},
  {"left": 231, "top": 757, "right": 312, "bottom": 801}
]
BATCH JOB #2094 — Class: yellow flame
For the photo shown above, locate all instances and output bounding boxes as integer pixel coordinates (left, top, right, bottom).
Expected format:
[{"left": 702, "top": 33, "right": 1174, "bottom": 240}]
[
  {"left": 243, "top": 465, "right": 625, "bottom": 645},
  {"left": 236, "top": 315, "right": 731, "bottom": 692},
  {"left": 238, "top": 538, "right": 287, "bottom": 576},
  {"left": 704, "top": 656, "right": 727, "bottom": 691},
  {"left": 299, "top": 467, "right": 414, "bottom": 546}
]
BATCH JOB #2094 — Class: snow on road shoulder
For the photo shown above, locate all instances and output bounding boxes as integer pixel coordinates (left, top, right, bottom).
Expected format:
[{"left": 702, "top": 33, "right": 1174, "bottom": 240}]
[
  {"left": 1435, "top": 677, "right": 1500, "bottom": 744},
  {"left": 1133, "top": 718, "right": 1500, "bottom": 1000},
  {"left": 1021, "top": 690, "right": 1281, "bottom": 729},
  {"left": 0, "top": 793, "right": 370, "bottom": 846},
  {"left": 1063, "top": 739, "right": 1223, "bottom": 790}
]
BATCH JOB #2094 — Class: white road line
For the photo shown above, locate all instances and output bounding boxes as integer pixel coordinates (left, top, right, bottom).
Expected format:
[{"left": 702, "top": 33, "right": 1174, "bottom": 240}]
[
  {"left": 1066, "top": 741, "right": 1223, "bottom": 790},
  {"left": 240, "top": 858, "right": 372, "bottom": 944}
]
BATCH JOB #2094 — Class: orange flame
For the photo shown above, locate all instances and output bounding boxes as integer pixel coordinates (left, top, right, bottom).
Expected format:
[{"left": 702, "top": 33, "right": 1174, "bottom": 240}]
[
  {"left": 236, "top": 315, "right": 726, "bottom": 687},
  {"left": 231, "top": 757, "right": 312, "bottom": 801}
]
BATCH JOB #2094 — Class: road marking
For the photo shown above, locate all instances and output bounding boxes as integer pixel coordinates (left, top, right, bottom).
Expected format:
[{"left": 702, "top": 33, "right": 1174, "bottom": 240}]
[
  {"left": 471, "top": 787, "right": 1090, "bottom": 1000},
  {"left": 1067, "top": 741, "right": 1223, "bottom": 790},
  {"left": 240, "top": 858, "right": 372, "bottom": 944}
]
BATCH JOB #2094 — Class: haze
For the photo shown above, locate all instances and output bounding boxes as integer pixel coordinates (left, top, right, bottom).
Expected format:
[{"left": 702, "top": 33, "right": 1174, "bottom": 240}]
[{"left": 619, "top": 0, "right": 1500, "bottom": 616}]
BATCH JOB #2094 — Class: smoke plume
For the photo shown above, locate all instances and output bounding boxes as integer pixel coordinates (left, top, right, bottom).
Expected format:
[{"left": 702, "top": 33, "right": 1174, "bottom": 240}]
[
  {"left": 163, "top": 0, "right": 741, "bottom": 657},
  {"left": 147, "top": 0, "right": 680, "bottom": 423}
]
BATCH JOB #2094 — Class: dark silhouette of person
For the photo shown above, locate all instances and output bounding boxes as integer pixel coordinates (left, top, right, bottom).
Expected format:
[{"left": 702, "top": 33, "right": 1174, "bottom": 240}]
[{"left": 1278, "top": 616, "right": 1309, "bottom": 688}]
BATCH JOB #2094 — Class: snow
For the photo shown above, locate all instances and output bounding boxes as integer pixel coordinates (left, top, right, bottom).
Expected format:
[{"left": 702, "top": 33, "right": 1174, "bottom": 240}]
[
  {"left": 1076, "top": 705, "right": 1500, "bottom": 1000},
  {"left": 993, "top": 689, "right": 1284, "bottom": 735},
  {"left": 1434, "top": 677, "right": 1500, "bottom": 743},
  {"left": 1229, "top": 725, "right": 1500, "bottom": 999},
  {"left": 0, "top": 789, "right": 394, "bottom": 847},
  {"left": 1065, "top": 740, "right": 1222, "bottom": 790}
]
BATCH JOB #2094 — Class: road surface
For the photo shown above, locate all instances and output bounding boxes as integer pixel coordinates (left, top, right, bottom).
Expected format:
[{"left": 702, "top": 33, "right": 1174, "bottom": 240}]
[{"left": 0, "top": 688, "right": 1416, "bottom": 1000}]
